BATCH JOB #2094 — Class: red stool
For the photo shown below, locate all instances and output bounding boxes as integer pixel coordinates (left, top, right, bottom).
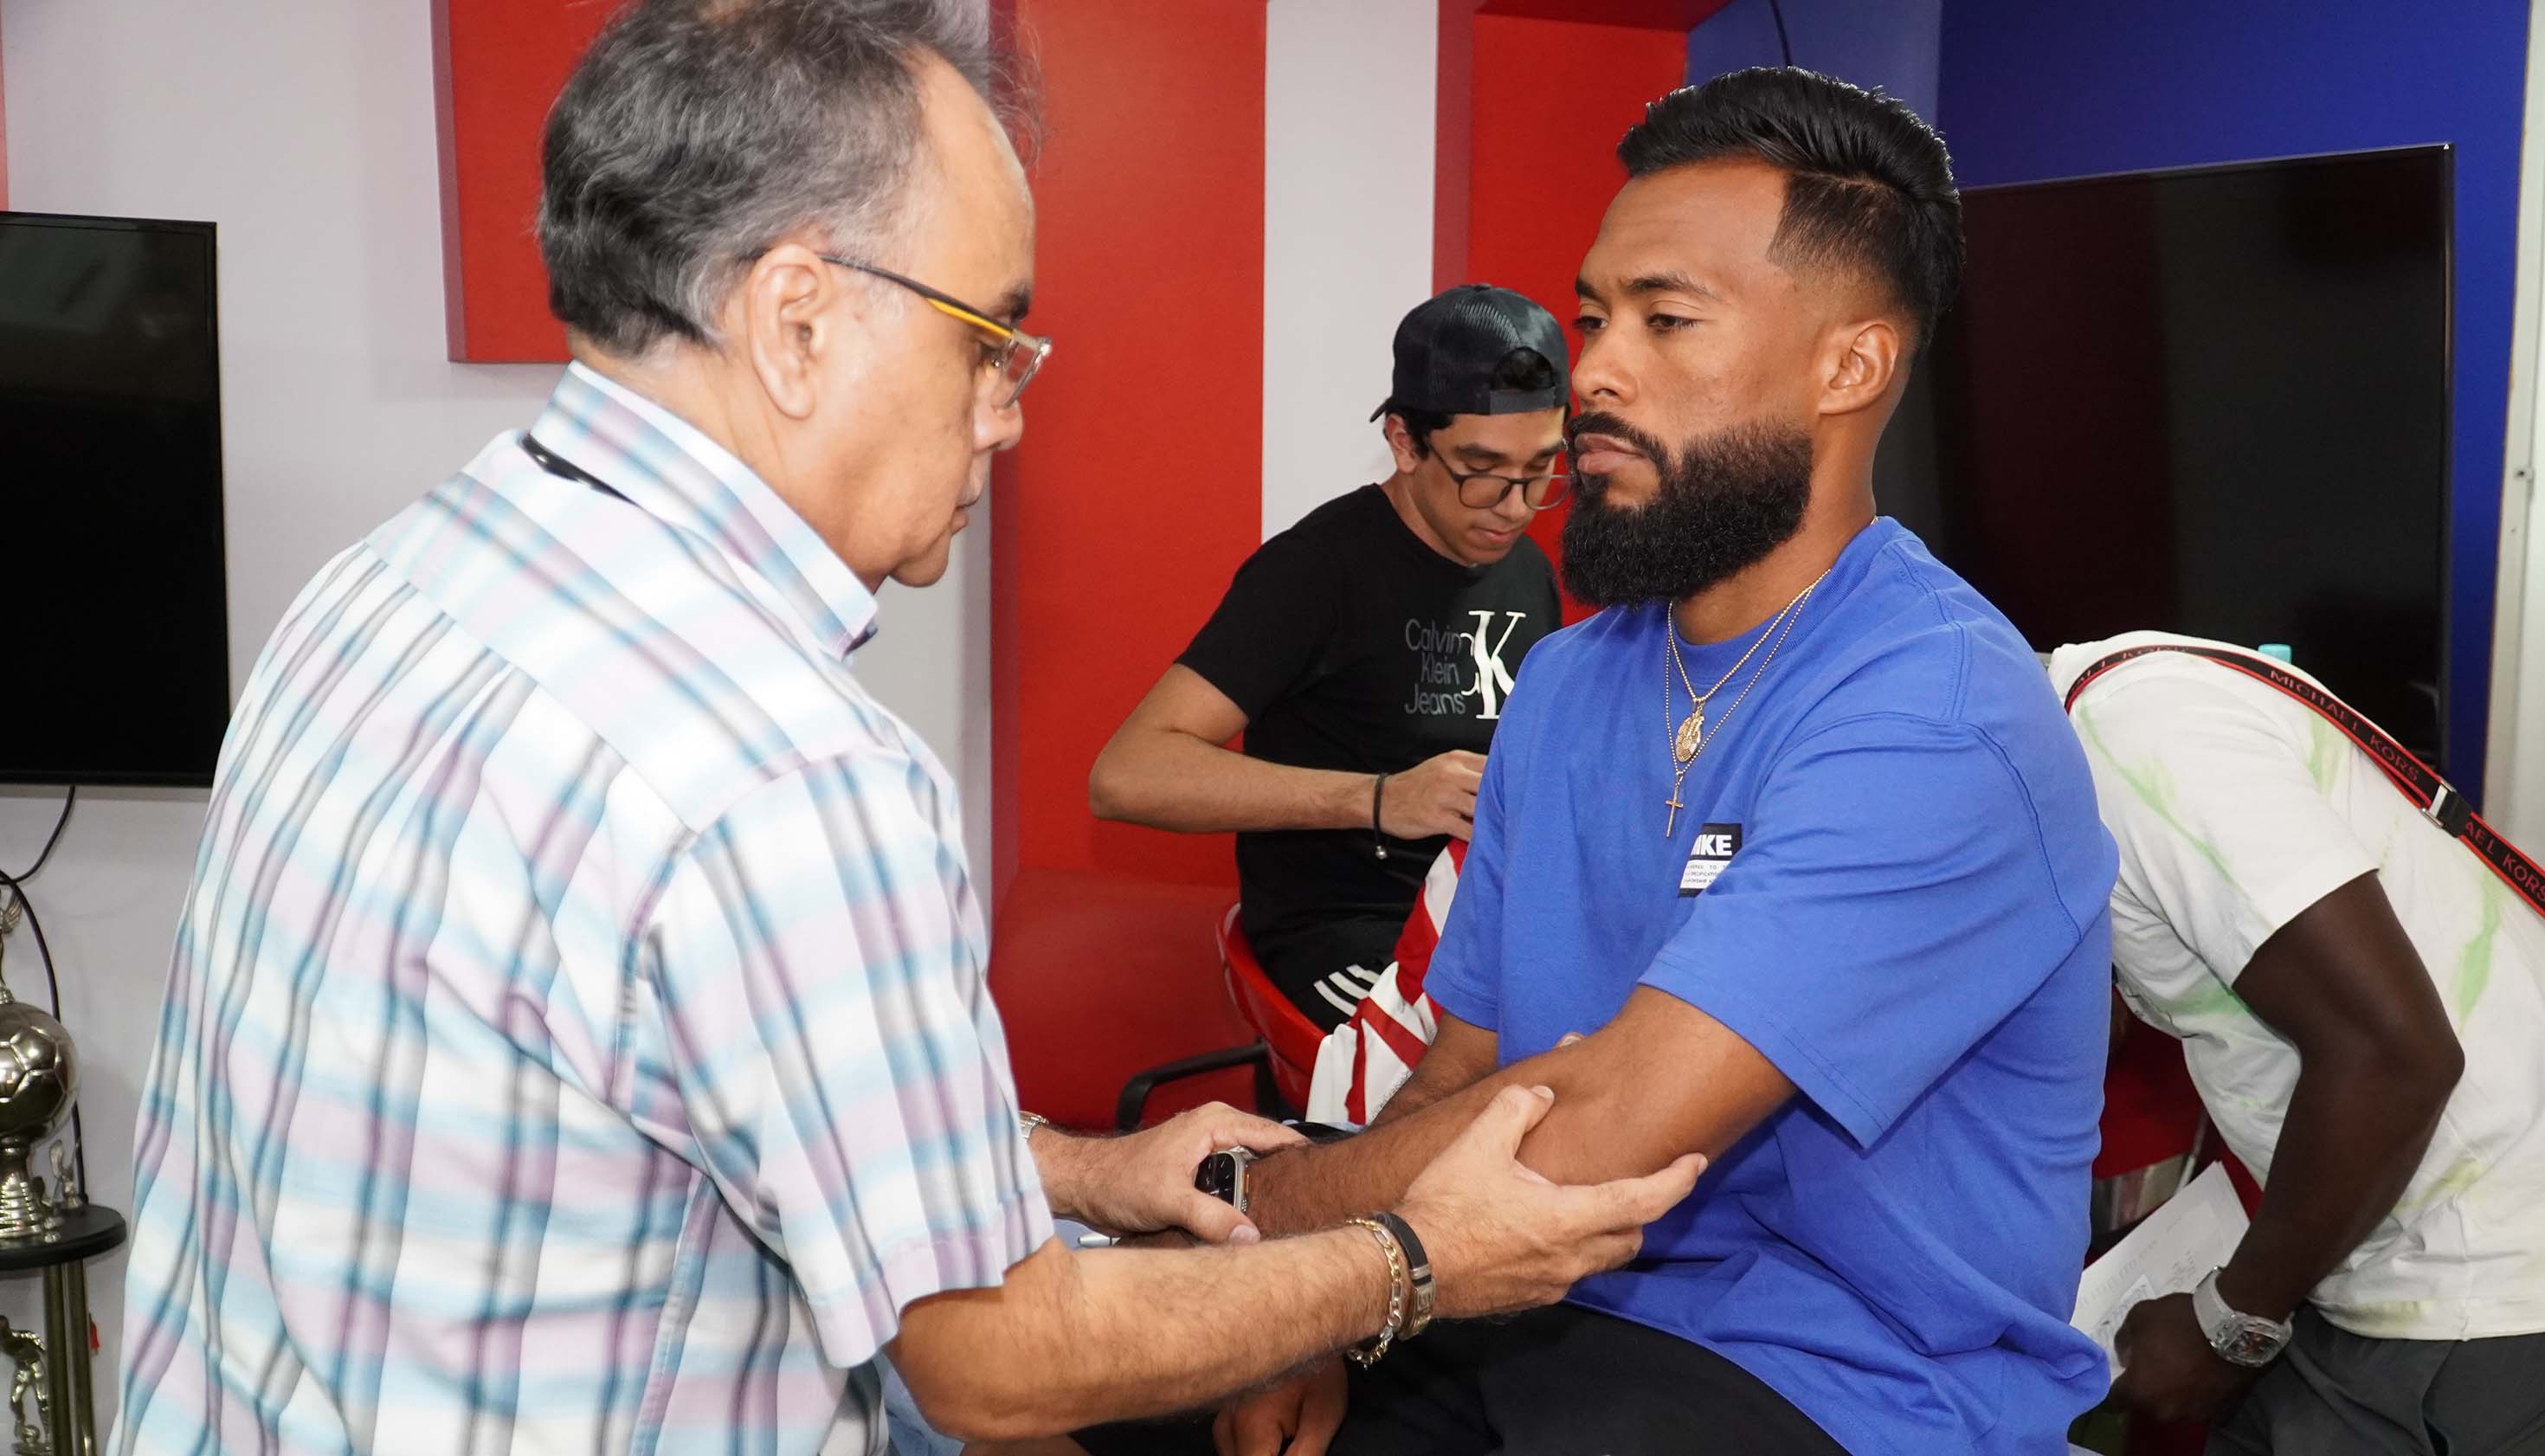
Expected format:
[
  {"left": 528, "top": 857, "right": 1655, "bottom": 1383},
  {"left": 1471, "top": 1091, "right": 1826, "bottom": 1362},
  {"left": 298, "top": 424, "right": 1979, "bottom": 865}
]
[{"left": 1215, "top": 905, "right": 1324, "bottom": 1112}]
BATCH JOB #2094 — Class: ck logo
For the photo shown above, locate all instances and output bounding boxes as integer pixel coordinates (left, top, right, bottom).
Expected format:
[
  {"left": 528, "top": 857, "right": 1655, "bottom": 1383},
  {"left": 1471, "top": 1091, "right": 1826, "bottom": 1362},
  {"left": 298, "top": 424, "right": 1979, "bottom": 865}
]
[
  {"left": 1679, "top": 822, "right": 1743, "bottom": 896},
  {"left": 1466, "top": 609, "right": 1526, "bottom": 720}
]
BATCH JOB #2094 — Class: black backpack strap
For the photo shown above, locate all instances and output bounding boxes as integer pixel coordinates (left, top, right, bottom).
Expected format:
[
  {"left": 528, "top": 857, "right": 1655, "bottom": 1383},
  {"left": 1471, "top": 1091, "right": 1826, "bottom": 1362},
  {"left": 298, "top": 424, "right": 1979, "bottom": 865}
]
[{"left": 2064, "top": 643, "right": 2543, "bottom": 918}]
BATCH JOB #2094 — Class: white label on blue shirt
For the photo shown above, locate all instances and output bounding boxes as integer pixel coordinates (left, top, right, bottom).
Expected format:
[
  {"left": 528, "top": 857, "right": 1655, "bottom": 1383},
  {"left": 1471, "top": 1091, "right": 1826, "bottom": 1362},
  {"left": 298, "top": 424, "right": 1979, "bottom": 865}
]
[{"left": 1681, "top": 822, "right": 1743, "bottom": 896}]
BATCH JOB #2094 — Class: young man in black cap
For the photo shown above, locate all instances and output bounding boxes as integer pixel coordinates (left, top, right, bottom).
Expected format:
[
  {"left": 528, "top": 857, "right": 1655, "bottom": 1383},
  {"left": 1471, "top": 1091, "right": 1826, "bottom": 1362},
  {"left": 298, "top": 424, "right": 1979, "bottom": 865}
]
[{"left": 1091, "top": 284, "right": 1569, "bottom": 1029}]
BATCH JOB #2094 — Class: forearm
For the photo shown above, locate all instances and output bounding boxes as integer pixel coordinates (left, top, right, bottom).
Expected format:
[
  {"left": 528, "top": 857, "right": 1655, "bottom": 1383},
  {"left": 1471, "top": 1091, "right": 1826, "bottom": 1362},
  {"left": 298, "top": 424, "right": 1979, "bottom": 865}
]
[
  {"left": 1090, "top": 730, "right": 1373, "bottom": 834},
  {"left": 1028, "top": 1124, "right": 1105, "bottom": 1227},
  {"left": 1234, "top": 1021, "right": 1499, "bottom": 1224},
  {"left": 1252, "top": 1038, "right": 1649, "bottom": 1232},
  {"left": 1248, "top": 1079, "right": 1488, "bottom": 1236},
  {"left": 891, "top": 1232, "right": 1387, "bottom": 1440},
  {"left": 2217, "top": 1053, "right": 2456, "bottom": 1320},
  {"left": 1249, "top": 989, "right": 1784, "bottom": 1235},
  {"left": 1369, "top": 1023, "right": 1499, "bottom": 1127},
  {"left": 1250, "top": 1040, "right": 1625, "bottom": 1235}
]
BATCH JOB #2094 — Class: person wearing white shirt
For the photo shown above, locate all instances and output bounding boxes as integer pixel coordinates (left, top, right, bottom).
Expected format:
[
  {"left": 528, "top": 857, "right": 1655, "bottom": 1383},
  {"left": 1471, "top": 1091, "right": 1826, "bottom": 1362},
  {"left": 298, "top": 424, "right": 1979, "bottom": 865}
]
[{"left": 2051, "top": 630, "right": 2545, "bottom": 1454}]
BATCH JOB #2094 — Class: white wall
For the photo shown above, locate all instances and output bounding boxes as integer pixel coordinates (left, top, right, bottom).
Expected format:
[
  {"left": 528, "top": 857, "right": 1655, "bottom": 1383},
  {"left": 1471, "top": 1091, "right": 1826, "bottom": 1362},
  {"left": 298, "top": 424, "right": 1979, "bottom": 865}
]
[
  {"left": 1261, "top": 0, "right": 1438, "bottom": 539},
  {"left": 2509, "top": 483, "right": 2544, "bottom": 844},
  {"left": 0, "top": 0, "right": 989, "bottom": 1424},
  {"left": 2503, "top": 383, "right": 2544, "bottom": 841},
  {"left": 2489, "top": 0, "right": 2545, "bottom": 848}
]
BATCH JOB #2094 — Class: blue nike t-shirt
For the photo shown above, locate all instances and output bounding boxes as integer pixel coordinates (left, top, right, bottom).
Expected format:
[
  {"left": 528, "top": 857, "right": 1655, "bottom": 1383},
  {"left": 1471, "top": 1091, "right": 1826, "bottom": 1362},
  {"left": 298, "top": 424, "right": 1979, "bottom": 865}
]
[{"left": 1424, "top": 519, "right": 2117, "bottom": 1456}]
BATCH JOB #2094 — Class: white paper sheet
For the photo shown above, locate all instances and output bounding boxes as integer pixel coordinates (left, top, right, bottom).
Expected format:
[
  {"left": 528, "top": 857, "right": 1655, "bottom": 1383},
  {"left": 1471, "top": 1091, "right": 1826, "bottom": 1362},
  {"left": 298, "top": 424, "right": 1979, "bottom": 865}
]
[{"left": 2071, "top": 1161, "right": 2250, "bottom": 1376}]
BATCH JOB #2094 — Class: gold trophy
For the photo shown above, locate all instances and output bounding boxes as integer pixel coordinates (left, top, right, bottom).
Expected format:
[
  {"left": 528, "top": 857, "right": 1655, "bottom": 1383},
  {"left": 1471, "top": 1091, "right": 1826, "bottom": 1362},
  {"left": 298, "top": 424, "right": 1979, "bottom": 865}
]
[{"left": 0, "top": 1315, "right": 48, "bottom": 1456}]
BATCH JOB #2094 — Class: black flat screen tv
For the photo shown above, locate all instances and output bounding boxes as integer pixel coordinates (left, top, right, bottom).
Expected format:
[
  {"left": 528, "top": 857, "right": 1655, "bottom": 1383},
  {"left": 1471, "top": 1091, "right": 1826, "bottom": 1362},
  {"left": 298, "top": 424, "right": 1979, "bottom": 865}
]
[
  {"left": 1875, "top": 145, "right": 2451, "bottom": 767},
  {"left": 0, "top": 211, "right": 229, "bottom": 787}
]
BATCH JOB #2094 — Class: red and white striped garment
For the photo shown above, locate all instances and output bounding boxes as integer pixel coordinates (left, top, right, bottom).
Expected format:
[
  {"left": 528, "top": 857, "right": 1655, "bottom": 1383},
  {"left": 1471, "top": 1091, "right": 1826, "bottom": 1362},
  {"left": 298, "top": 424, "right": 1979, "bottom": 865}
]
[{"left": 1307, "top": 842, "right": 1464, "bottom": 1124}]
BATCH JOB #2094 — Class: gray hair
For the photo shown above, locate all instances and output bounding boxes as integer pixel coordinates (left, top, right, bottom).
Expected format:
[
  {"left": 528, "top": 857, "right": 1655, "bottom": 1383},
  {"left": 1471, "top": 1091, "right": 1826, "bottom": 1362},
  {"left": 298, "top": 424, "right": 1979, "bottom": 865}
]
[{"left": 538, "top": 0, "right": 1010, "bottom": 357}]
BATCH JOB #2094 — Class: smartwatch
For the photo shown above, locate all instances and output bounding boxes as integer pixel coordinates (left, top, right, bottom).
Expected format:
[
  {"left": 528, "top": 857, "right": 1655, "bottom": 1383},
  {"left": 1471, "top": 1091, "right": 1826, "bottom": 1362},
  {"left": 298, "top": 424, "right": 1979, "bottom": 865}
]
[
  {"left": 1195, "top": 1147, "right": 1259, "bottom": 1214},
  {"left": 2191, "top": 1267, "right": 2294, "bottom": 1368}
]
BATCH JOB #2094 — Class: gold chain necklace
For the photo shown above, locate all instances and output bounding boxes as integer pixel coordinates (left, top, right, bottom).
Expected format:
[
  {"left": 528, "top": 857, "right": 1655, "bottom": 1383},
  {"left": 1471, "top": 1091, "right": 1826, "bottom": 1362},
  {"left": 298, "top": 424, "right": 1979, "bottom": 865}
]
[
  {"left": 1666, "top": 601, "right": 1783, "bottom": 758},
  {"left": 1663, "top": 570, "right": 1830, "bottom": 835}
]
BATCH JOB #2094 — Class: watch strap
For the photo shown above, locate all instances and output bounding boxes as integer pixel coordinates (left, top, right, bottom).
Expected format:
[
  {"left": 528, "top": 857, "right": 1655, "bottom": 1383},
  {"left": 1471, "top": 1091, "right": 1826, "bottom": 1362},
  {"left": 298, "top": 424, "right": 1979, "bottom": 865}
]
[{"left": 1374, "top": 1211, "right": 1435, "bottom": 1337}]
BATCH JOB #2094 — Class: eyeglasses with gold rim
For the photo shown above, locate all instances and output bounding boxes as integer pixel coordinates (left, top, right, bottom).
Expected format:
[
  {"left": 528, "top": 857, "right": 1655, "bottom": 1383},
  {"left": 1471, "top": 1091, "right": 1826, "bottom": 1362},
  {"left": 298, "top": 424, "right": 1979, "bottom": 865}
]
[{"left": 821, "top": 254, "right": 1051, "bottom": 408}]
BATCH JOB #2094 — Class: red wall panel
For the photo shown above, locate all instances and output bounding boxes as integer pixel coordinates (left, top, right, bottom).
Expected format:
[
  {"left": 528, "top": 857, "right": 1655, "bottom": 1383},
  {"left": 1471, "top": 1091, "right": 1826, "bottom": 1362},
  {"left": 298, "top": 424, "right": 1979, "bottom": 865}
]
[
  {"left": 1433, "top": 1, "right": 1479, "bottom": 290},
  {"left": 432, "top": 0, "right": 610, "bottom": 363},
  {"left": 995, "top": 0, "right": 1265, "bottom": 889},
  {"left": 988, "top": 0, "right": 1267, "bottom": 1124},
  {"left": 1480, "top": 0, "right": 1730, "bottom": 27},
  {"left": 1462, "top": 15, "right": 1691, "bottom": 615}
]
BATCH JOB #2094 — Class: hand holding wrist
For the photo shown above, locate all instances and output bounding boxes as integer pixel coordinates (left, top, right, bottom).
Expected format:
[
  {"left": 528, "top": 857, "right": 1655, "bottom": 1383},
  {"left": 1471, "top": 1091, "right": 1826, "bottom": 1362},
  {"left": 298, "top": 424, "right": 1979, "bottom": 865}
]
[{"left": 1060, "top": 1103, "right": 1305, "bottom": 1241}]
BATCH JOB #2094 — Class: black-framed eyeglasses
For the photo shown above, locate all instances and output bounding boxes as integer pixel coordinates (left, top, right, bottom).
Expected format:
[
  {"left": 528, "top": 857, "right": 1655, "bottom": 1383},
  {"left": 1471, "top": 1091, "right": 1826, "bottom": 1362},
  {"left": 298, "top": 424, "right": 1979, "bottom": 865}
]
[
  {"left": 820, "top": 255, "right": 1052, "bottom": 408},
  {"left": 1444, "top": 461, "right": 1571, "bottom": 512}
]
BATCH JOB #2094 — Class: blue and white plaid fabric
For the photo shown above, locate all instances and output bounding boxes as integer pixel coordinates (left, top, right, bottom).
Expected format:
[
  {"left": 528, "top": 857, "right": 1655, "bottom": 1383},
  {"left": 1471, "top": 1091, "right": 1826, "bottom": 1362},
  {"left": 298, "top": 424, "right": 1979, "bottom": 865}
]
[{"left": 113, "top": 364, "right": 1049, "bottom": 1456}]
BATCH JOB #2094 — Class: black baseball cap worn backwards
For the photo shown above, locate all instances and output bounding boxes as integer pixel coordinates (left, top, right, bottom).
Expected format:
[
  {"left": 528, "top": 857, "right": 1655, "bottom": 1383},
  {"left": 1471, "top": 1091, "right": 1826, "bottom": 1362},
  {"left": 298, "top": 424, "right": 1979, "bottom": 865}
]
[{"left": 1371, "top": 283, "right": 1570, "bottom": 421}]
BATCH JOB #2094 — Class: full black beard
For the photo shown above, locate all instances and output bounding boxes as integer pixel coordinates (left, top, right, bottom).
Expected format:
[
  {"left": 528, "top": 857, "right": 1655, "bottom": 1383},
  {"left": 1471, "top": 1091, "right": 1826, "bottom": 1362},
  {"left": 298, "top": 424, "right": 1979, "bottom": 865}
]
[{"left": 1558, "top": 413, "right": 1814, "bottom": 608}]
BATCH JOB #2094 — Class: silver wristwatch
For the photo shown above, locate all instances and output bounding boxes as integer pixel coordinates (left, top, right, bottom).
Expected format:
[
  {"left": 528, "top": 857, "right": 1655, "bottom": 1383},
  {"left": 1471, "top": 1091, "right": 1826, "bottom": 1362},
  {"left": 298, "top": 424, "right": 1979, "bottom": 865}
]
[
  {"left": 2191, "top": 1267, "right": 2293, "bottom": 1367},
  {"left": 1195, "top": 1147, "right": 1258, "bottom": 1214}
]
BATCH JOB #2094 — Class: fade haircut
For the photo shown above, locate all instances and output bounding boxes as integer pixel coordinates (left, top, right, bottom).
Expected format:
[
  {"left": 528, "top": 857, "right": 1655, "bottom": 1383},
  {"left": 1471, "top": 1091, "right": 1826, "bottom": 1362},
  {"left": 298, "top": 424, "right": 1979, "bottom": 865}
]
[
  {"left": 1618, "top": 68, "right": 1962, "bottom": 350},
  {"left": 538, "top": 0, "right": 1021, "bottom": 357}
]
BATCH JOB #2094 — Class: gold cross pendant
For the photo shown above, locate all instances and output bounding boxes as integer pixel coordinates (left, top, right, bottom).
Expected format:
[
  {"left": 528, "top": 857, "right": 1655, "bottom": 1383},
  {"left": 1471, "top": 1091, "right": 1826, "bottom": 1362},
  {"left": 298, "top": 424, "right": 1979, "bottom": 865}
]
[{"left": 1665, "top": 788, "right": 1686, "bottom": 837}]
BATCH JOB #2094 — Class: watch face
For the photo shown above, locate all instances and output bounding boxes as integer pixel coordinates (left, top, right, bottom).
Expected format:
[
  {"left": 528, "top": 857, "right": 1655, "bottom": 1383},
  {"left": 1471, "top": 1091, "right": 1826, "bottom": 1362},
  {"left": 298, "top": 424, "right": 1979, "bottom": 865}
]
[
  {"left": 1195, "top": 1152, "right": 1240, "bottom": 1203},
  {"left": 2220, "top": 1318, "right": 2285, "bottom": 1366}
]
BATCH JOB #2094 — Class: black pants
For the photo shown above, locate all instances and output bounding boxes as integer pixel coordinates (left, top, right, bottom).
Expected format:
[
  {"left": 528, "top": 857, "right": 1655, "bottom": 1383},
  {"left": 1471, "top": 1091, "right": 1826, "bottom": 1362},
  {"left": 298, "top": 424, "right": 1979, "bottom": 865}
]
[{"left": 1078, "top": 1303, "right": 1851, "bottom": 1456}]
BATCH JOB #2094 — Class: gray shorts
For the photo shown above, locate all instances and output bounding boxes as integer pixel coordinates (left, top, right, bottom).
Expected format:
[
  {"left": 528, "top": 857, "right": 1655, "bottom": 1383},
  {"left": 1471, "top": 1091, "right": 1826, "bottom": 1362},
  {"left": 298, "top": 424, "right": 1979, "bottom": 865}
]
[{"left": 2208, "top": 1306, "right": 2545, "bottom": 1456}]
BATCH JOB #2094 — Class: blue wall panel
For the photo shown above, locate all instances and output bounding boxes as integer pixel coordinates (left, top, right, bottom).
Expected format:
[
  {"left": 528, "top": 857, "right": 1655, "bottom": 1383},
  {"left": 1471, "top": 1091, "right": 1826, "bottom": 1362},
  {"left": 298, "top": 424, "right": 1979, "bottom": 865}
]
[
  {"left": 1686, "top": 0, "right": 1941, "bottom": 119},
  {"left": 1934, "top": 0, "right": 2529, "bottom": 798}
]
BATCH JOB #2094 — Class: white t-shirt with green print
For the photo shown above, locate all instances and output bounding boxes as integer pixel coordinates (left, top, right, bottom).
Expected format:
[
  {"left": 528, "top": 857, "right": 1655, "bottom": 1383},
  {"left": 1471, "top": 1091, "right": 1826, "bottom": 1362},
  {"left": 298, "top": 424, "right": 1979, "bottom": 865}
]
[{"left": 2052, "top": 631, "right": 2545, "bottom": 1342}]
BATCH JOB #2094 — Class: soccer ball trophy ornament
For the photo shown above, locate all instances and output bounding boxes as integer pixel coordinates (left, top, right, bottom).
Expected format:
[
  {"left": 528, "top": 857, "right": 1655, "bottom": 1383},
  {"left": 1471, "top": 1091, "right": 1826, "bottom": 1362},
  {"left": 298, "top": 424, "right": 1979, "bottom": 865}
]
[{"left": 0, "top": 994, "right": 76, "bottom": 1242}]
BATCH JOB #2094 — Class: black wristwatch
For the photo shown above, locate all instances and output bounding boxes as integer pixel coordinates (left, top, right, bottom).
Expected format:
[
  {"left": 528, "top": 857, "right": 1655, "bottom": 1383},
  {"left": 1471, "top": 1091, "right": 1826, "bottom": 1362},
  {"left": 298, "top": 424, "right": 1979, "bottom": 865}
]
[{"left": 1195, "top": 1148, "right": 1259, "bottom": 1214}]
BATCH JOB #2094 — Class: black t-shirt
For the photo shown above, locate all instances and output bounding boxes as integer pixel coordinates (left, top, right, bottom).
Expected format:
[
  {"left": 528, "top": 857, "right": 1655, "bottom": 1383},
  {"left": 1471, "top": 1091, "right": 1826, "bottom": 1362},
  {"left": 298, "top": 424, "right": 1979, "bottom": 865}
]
[{"left": 1179, "top": 485, "right": 1560, "bottom": 1021}]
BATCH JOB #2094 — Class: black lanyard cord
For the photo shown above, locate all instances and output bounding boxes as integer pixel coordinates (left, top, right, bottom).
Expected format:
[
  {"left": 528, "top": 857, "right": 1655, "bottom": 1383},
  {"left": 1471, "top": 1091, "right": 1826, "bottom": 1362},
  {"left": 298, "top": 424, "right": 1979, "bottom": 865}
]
[{"left": 523, "top": 434, "right": 628, "bottom": 502}]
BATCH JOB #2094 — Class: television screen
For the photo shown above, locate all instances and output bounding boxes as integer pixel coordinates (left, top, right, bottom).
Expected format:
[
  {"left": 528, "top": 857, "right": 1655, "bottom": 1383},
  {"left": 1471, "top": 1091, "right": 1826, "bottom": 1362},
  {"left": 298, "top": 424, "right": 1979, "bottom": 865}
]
[
  {"left": 0, "top": 212, "right": 229, "bottom": 787},
  {"left": 1875, "top": 146, "right": 2451, "bottom": 766}
]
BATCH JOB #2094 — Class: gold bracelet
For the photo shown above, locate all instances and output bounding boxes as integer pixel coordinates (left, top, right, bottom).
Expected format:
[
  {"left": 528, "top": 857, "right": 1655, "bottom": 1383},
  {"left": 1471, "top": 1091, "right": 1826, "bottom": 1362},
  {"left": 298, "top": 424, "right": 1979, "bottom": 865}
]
[{"left": 1343, "top": 1217, "right": 1410, "bottom": 1367}]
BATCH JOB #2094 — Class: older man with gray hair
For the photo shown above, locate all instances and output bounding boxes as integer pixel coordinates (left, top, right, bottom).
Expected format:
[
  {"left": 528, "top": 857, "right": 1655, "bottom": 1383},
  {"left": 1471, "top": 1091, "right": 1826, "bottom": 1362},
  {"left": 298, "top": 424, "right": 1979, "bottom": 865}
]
[{"left": 105, "top": 3, "right": 1698, "bottom": 1454}]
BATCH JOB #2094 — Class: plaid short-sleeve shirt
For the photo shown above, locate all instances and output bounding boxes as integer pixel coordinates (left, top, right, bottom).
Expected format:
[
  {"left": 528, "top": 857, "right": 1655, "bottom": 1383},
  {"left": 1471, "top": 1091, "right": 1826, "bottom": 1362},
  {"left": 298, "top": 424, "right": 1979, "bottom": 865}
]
[{"left": 112, "top": 364, "right": 1049, "bottom": 1456}]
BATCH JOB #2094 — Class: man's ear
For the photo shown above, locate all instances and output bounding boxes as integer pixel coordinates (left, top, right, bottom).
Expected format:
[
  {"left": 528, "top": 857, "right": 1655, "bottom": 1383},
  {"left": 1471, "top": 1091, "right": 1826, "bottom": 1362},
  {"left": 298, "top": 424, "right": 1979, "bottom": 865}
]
[
  {"left": 738, "top": 242, "right": 845, "bottom": 421},
  {"left": 1819, "top": 317, "right": 1903, "bottom": 419},
  {"left": 1382, "top": 414, "right": 1427, "bottom": 475}
]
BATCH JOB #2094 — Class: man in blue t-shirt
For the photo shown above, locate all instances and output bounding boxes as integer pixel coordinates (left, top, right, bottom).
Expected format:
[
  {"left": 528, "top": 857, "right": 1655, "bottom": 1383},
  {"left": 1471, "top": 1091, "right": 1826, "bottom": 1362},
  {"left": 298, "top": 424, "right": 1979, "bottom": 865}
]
[{"left": 1202, "top": 69, "right": 2119, "bottom": 1456}]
